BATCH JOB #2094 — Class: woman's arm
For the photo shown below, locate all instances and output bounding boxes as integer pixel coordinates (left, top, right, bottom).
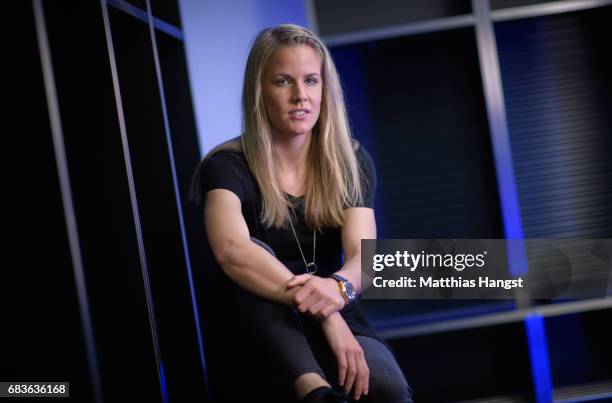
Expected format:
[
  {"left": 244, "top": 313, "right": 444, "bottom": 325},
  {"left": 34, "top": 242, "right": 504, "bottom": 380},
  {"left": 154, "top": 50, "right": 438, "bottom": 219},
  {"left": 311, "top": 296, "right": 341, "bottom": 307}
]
[
  {"left": 335, "top": 207, "right": 377, "bottom": 294},
  {"left": 204, "top": 188, "right": 299, "bottom": 306},
  {"left": 287, "top": 207, "right": 376, "bottom": 319},
  {"left": 320, "top": 312, "right": 370, "bottom": 400},
  {"left": 316, "top": 208, "right": 376, "bottom": 400}
]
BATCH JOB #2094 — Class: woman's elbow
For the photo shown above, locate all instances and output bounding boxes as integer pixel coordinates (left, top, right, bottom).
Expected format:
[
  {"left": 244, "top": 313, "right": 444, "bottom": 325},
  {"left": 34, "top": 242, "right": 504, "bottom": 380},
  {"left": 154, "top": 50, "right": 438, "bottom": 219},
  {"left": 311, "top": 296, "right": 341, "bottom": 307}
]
[{"left": 213, "top": 237, "right": 248, "bottom": 274}]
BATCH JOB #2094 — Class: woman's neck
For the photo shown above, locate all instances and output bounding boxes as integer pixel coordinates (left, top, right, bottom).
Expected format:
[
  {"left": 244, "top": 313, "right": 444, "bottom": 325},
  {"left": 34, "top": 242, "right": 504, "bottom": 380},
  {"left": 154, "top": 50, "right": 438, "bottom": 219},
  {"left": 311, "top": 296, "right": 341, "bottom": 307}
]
[{"left": 272, "top": 132, "right": 312, "bottom": 194}]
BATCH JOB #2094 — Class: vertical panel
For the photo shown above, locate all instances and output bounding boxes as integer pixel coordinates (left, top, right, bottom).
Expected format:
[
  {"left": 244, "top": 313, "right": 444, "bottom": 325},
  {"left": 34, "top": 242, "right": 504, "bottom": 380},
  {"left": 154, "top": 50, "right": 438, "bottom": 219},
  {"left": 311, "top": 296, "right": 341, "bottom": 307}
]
[
  {"left": 107, "top": 5, "right": 208, "bottom": 401},
  {"left": 22, "top": 1, "right": 95, "bottom": 401},
  {"left": 42, "top": 1, "right": 162, "bottom": 401},
  {"left": 332, "top": 28, "right": 503, "bottom": 240},
  {"left": 148, "top": 11, "right": 210, "bottom": 402},
  {"left": 496, "top": 6, "right": 612, "bottom": 238}
]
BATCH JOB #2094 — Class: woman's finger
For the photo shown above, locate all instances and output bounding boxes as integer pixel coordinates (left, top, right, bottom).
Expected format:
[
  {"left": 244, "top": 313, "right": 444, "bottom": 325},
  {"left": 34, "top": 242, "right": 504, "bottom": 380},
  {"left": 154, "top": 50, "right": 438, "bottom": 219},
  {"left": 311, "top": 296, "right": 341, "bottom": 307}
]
[
  {"left": 293, "top": 281, "right": 315, "bottom": 305},
  {"left": 337, "top": 352, "right": 348, "bottom": 387},
  {"left": 286, "top": 273, "right": 311, "bottom": 288},
  {"left": 354, "top": 353, "right": 369, "bottom": 400},
  {"left": 298, "top": 292, "right": 320, "bottom": 313},
  {"left": 307, "top": 299, "right": 327, "bottom": 317},
  {"left": 344, "top": 352, "right": 357, "bottom": 395},
  {"left": 364, "top": 363, "right": 370, "bottom": 396}
]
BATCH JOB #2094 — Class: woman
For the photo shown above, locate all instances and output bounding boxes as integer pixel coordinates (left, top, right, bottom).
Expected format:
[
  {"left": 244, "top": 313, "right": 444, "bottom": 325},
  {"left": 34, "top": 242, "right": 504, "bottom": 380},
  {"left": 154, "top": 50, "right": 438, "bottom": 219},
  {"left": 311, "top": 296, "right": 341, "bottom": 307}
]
[{"left": 192, "top": 24, "right": 412, "bottom": 403}]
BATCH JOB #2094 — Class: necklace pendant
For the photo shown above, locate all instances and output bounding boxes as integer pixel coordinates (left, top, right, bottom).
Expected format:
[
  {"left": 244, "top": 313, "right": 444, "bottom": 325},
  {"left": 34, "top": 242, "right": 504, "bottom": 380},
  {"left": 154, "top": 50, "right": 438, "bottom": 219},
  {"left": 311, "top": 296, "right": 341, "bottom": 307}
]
[{"left": 305, "top": 262, "right": 318, "bottom": 274}]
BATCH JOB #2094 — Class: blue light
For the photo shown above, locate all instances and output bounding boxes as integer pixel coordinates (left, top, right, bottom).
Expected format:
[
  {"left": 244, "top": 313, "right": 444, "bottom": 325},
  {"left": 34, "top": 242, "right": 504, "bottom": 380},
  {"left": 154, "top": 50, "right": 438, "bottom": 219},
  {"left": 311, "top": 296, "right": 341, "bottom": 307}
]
[
  {"left": 525, "top": 314, "right": 553, "bottom": 403},
  {"left": 490, "top": 15, "right": 554, "bottom": 403},
  {"left": 160, "top": 361, "right": 169, "bottom": 403}
]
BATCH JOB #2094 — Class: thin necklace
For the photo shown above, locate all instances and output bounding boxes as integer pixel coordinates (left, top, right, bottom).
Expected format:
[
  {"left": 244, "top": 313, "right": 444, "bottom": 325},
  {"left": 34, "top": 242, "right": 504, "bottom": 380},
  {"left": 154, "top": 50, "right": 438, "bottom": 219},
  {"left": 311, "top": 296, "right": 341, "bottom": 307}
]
[{"left": 287, "top": 204, "right": 317, "bottom": 274}]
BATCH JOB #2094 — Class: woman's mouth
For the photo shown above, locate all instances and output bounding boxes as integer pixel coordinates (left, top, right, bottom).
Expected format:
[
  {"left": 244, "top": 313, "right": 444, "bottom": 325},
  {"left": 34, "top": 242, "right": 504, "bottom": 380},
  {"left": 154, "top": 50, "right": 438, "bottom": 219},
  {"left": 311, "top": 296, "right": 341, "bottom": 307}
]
[{"left": 289, "top": 109, "right": 310, "bottom": 120}]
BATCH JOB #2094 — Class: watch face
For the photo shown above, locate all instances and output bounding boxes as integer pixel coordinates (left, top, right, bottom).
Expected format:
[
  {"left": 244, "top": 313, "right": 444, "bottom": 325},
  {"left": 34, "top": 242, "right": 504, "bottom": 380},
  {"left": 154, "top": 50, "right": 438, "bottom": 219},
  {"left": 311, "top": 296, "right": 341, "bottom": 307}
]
[{"left": 344, "top": 282, "right": 356, "bottom": 301}]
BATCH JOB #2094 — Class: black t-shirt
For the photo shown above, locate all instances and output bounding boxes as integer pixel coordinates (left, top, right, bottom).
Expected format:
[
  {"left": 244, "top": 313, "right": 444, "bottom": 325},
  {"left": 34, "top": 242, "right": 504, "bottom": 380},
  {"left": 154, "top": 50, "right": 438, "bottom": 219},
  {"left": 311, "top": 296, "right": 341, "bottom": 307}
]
[{"left": 196, "top": 140, "right": 387, "bottom": 345}]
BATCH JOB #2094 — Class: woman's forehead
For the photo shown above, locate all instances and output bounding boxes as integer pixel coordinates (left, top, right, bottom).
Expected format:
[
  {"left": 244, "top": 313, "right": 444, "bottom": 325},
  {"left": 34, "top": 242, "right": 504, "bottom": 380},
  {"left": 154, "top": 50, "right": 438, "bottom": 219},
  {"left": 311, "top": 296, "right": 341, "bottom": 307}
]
[{"left": 265, "top": 45, "right": 322, "bottom": 75}]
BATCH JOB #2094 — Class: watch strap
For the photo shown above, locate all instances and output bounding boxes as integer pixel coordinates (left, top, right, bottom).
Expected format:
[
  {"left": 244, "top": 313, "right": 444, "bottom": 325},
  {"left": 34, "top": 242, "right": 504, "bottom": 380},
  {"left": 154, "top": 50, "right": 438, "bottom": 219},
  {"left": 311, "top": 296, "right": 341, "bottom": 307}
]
[{"left": 330, "top": 274, "right": 348, "bottom": 283}]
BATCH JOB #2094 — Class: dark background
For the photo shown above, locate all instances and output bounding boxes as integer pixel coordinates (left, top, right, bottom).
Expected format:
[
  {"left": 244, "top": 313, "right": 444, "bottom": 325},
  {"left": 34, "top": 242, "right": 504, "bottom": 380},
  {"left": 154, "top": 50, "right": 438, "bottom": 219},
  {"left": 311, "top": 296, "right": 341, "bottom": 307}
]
[{"left": 22, "top": 0, "right": 611, "bottom": 402}]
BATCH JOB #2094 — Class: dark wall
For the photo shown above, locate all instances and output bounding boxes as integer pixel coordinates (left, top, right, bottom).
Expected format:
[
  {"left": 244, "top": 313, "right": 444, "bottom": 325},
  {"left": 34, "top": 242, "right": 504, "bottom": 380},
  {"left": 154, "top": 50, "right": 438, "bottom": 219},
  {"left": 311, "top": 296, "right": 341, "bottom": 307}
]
[
  {"left": 25, "top": 1, "right": 207, "bottom": 401},
  {"left": 497, "top": 6, "right": 612, "bottom": 238}
]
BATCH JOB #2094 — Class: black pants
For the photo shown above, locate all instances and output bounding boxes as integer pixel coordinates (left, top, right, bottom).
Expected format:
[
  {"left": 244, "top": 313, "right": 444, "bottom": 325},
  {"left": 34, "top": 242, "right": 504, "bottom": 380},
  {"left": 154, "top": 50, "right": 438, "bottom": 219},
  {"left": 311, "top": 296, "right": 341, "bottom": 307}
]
[{"left": 205, "top": 271, "right": 413, "bottom": 403}]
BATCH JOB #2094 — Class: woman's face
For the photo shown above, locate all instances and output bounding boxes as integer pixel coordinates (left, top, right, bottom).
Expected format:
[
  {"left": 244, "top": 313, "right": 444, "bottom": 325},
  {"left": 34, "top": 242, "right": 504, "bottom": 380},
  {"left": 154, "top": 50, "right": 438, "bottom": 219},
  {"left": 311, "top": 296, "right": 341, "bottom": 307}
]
[{"left": 262, "top": 44, "right": 323, "bottom": 140}]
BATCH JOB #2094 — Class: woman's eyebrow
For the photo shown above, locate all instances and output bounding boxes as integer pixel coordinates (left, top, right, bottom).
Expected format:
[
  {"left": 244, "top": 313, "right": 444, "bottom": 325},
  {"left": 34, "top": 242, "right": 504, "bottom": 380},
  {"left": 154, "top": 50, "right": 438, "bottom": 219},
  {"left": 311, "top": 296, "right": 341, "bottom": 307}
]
[{"left": 274, "top": 72, "right": 321, "bottom": 78}]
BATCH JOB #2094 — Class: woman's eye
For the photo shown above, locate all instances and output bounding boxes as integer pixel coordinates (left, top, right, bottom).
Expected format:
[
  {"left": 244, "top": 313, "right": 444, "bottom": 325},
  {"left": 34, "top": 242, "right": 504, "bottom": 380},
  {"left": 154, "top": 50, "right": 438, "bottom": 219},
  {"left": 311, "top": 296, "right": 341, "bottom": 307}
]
[
  {"left": 276, "top": 79, "right": 289, "bottom": 86},
  {"left": 306, "top": 78, "right": 319, "bottom": 85}
]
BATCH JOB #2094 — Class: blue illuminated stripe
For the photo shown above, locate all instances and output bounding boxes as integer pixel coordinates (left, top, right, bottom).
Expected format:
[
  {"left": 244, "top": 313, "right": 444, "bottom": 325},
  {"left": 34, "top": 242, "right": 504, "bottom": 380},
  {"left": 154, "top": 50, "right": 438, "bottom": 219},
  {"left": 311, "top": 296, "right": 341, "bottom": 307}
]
[
  {"left": 159, "top": 361, "right": 169, "bottom": 403},
  {"left": 525, "top": 314, "right": 554, "bottom": 403},
  {"left": 152, "top": 16, "right": 183, "bottom": 40},
  {"left": 472, "top": 1, "right": 552, "bottom": 402}
]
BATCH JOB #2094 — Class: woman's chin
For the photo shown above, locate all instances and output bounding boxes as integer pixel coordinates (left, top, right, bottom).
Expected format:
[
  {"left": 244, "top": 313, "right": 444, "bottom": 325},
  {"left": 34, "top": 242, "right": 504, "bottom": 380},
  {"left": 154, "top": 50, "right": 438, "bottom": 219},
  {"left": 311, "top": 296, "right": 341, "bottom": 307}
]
[{"left": 278, "top": 125, "right": 315, "bottom": 137}]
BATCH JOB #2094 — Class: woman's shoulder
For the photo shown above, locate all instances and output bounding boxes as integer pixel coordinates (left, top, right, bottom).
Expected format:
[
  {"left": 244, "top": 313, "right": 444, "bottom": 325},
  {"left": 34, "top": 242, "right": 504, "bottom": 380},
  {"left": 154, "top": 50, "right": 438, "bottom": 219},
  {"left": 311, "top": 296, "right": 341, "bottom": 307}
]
[
  {"left": 205, "top": 137, "right": 244, "bottom": 161},
  {"left": 190, "top": 138, "right": 251, "bottom": 205},
  {"left": 200, "top": 137, "right": 250, "bottom": 172},
  {"left": 205, "top": 148, "right": 245, "bottom": 167}
]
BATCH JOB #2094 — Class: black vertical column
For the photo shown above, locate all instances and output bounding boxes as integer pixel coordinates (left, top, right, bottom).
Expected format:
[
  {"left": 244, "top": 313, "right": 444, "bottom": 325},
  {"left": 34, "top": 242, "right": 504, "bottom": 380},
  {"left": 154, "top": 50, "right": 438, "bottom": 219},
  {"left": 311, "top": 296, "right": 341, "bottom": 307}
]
[
  {"left": 102, "top": 1, "right": 208, "bottom": 401},
  {"left": 38, "top": 1, "right": 163, "bottom": 401},
  {"left": 23, "top": 0, "right": 209, "bottom": 401},
  {"left": 23, "top": 1, "right": 98, "bottom": 401},
  {"left": 146, "top": 1, "right": 211, "bottom": 400}
]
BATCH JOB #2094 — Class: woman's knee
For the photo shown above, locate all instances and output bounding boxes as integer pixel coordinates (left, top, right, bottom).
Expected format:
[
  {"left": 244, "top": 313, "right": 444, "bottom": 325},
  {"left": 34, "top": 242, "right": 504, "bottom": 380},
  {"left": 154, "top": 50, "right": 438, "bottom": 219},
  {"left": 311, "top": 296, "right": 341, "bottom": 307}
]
[
  {"left": 356, "top": 336, "right": 413, "bottom": 403},
  {"left": 367, "top": 374, "right": 413, "bottom": 403}
]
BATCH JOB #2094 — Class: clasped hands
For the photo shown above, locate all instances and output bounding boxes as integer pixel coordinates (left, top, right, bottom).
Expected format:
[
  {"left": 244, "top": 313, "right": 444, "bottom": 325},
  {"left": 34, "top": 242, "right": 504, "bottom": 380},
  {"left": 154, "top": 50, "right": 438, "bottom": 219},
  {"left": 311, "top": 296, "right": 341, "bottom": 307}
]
[{"left": 286, "top": 273, "right": 345, "bottom": 320}]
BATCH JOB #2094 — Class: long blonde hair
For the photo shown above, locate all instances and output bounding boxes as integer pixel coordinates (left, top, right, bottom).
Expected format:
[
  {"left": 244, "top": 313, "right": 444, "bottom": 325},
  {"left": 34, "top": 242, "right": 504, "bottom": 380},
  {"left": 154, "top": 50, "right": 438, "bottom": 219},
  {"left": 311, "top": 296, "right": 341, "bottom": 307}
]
[{"left": 196, "top": 24, "right": 364, "bottom": 230}]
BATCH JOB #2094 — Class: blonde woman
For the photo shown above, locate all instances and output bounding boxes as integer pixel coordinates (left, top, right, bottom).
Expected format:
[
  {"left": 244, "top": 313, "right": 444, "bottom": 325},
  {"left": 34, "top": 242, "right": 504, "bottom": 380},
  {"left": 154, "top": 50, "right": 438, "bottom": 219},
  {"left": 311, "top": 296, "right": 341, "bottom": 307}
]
[{"left": 192, "top": 24, "right": 412, "bottom": 403}]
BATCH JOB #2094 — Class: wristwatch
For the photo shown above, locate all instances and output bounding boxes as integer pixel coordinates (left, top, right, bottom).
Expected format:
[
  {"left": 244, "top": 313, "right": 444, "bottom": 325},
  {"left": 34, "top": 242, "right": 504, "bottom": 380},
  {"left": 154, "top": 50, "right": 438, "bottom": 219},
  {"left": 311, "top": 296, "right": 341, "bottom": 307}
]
[{"left": 330, "top": 274, "right": 356, "bottom": 304}]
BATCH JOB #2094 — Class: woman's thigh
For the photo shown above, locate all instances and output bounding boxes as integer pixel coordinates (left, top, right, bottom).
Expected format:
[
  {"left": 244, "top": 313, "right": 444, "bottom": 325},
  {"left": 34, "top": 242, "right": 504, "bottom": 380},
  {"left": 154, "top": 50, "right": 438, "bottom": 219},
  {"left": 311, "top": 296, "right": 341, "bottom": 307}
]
[{"left": 220, "top": 278, "right": 327, "bottom": 400}]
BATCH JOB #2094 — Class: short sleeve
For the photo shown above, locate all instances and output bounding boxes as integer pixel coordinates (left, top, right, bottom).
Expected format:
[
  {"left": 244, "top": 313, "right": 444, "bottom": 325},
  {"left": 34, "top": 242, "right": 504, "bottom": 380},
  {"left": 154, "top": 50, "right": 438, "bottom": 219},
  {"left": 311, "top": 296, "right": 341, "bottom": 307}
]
[
  {"left": 190, "top": 152, "right": 247, "bottom": 205},
  {"left": 353, "top": 142, "right": 377, "bottom": 208}
]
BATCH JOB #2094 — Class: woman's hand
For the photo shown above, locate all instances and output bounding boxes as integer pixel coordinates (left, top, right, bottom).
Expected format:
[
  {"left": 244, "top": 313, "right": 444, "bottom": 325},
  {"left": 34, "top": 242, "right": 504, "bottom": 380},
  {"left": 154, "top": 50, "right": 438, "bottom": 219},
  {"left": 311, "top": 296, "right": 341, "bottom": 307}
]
[
  {"left": 286, "top": 274, "right": 345, "bottom": 319},
  {"left": 320, "top": 312, "right": 369, "bottom": 400}
]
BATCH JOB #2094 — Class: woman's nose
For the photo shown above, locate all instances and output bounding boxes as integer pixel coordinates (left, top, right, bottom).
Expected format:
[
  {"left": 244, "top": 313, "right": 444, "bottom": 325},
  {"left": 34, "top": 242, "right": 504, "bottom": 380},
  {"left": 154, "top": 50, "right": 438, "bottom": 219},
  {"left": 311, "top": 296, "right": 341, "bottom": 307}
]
[{"left": 292, "top": 83, "right": 307, "bottom": 103}]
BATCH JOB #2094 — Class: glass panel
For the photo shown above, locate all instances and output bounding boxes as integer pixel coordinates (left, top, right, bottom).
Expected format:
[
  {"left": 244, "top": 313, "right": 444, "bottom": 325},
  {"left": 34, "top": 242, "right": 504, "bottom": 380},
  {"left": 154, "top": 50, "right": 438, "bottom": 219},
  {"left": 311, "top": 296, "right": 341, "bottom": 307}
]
[{"left": 496, "top": 6, "right": 612, "bottom": 239}]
